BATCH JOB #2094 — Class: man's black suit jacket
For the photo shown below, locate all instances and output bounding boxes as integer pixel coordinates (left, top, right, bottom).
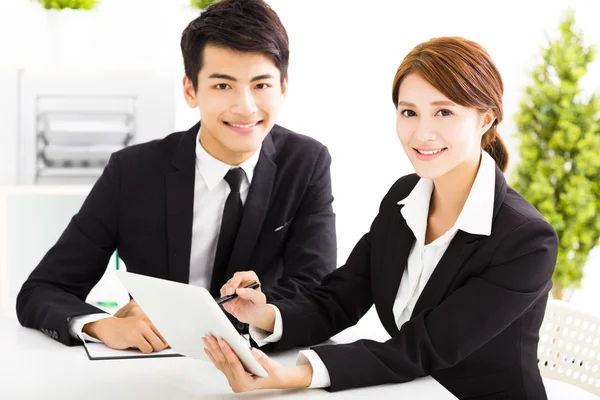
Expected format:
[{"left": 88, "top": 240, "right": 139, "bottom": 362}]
[
  {"left": 263, "top": 166, "right": 558, "bottom": 400},
  {"left": 17, "top": 122, "right": 337, "bottom": 346}
]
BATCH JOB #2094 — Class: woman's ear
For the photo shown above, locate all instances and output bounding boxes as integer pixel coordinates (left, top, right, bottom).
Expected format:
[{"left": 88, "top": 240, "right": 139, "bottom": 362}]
[{"left": 480, "top": 110, "right": 496, "bottom": 136}]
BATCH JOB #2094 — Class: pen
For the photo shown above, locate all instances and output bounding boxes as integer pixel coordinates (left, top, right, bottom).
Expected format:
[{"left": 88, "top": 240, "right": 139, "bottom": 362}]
[{"left": 216, "top": 281, "right": 260, "bottom": 305}]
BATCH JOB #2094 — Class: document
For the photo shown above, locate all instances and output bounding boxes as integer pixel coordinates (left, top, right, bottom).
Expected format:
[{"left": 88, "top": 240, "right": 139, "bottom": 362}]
[{"left": 82, "top": 340, "right": 183, "bottom": 361}]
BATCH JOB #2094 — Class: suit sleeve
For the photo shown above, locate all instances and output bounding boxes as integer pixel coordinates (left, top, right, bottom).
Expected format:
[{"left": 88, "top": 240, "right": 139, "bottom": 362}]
[
  {"left": 309, "top": 219, "right": 558, "bottom": 391},
  {"left": 255, "top": 209, "right": 381, "bottom": 352},
  {"left": 265, "top": 145, "right": 337, "bottom": 301},
  {"left": 16, "top": 153, "right": 121, "bottom": 346}
]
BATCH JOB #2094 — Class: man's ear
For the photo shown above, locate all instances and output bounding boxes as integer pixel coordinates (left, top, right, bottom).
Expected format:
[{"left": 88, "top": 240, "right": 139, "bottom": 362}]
[
  {"left": 183, "top": 75, "right": 198, "bottom": 109},
  {"left": 280, "top": 75, "right": 289, "bottom": 102}
]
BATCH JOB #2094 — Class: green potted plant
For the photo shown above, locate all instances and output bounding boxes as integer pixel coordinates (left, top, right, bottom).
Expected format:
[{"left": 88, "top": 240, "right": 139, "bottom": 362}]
[
  {"left": 33, "top": 0, "right": 99, "bottom": 64},
  {"left": 34, "top": 0, "right": 98, "bottom": 10},
  {"left": 511, "top": 10, "right": 600, "bottom": 300},
  {"left": 190, "top": 0, "right": 220, "bottom": 10}
]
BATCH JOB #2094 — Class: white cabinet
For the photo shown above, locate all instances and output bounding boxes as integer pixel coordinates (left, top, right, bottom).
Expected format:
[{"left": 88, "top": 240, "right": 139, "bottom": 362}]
[
  {"left": 36, "top": 95, "right": 135, "bottom": 184},
  {"left": 18, "top": 69, "right": 175, "bottom": 184},
  {"left": 0, "top": 68, "right": 175, "bottom": 316}
]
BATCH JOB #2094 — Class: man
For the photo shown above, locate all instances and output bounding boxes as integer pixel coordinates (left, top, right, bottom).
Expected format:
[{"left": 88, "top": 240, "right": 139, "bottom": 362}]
[{"left": 16, "top": 0, "right": 336, "bottom": 353}]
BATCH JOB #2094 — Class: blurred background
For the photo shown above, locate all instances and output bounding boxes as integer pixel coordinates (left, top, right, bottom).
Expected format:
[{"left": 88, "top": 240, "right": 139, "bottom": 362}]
[{"left": 0, "top": 0, "right": 599, "bottom": 319}]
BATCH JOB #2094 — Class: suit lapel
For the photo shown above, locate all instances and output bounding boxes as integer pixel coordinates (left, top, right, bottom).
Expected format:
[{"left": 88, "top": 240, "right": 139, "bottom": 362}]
[
  {"left": 225, "top": 134, "right": 277, "bottom": 279},
  {"left": 411, "top": 165, "right": 508, "bottom": 317},
  {"left": 165, "top": 123, "right": 198, "bottom": 283},
  {"left": 410, "top": 231, "right": 482, "bottom": 317},
  {"left": 376, "top": 204, "right": 415, "bottom": 336}
]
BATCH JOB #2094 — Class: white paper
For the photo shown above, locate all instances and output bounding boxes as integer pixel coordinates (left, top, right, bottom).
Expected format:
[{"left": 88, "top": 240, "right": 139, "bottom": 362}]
[{"left": 82, "top": 340, "right": 182, "bottom": 360}]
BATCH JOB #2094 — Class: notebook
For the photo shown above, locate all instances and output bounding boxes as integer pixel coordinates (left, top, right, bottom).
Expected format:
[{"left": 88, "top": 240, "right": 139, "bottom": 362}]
[{"left": 82, "top": 340, "right": 182, "bottom": 361}]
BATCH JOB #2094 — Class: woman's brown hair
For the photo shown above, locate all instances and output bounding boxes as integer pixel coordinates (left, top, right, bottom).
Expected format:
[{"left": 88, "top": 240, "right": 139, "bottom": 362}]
[{"left": 392, "top": 37, "right": 509, "bottom": 172}]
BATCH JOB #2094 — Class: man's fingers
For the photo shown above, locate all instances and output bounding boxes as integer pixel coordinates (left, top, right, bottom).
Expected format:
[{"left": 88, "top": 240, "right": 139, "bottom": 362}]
[
  {"left": 135, "top": 335, "right": 154, "bottom": 354},
  {"left": 149, "top": 322, "right": 169, "bottom": 347},
  {"left": 141, "top": 323, "right": 166, "bottom": 351},
  {"left": 113, "top": 305, "right": 128, "bottom": 318},
  {"left": 114, "top": 299, "right": 141, "bottom": 318}
]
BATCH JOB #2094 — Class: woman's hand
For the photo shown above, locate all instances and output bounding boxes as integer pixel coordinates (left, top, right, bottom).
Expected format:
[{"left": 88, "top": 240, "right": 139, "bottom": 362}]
[
  {"left": 202, "top": 336, "right": 313, "bottom": 392},
  {"left": 220, "top": 271, "right": 275, "bottom": 332}
]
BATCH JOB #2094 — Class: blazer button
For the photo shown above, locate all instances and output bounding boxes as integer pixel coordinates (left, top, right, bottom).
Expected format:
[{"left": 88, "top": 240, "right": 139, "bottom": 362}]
[
  {"left": 52, "top": 332, "right": 58, "bottom": 340},
  {"left": 237, "top": 323, "right": 245, "bottom": 331}
]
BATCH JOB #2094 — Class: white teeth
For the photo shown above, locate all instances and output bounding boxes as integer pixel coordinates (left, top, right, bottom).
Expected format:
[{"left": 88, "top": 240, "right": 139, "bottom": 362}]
[
  {"left": 228, "top": 122, "right": 257, "bottom": 128},
  {"left": 417, "top": 149, "right": 444, "bottom": 155}
]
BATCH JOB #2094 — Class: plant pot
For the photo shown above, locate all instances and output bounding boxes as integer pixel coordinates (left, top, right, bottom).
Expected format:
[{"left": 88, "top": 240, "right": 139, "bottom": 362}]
[{"left": 45, "top": 9, "right": 99, "bottom": 66}]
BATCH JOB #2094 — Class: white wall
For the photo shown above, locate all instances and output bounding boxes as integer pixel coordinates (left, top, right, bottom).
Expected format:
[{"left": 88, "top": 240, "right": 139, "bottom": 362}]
[
  {"left": 1, "top": 0, "right": 599, "bottom": 310},
  {"left": 0, "top": 69, "right": 19, "bottom": 185}
]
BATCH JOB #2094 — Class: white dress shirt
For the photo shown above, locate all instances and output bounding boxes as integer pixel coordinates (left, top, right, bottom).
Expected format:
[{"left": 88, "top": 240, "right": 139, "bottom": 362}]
[
  {"left": 69, "top": 129, "right": 261, "bottom": 342},
  {"left": 250, "top": 151, "right": 497, "bottom": 388}
]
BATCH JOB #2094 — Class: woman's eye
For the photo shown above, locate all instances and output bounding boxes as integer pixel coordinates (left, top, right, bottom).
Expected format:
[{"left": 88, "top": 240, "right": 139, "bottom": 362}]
[
  {"left": 437, "top": 109, "right": 452, "bottom": 116},
  {"left": 401, "top": 109, "right": 417, "bottom": 117}
]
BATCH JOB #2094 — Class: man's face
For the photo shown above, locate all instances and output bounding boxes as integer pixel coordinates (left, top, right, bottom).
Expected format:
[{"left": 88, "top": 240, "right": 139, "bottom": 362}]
[{"left": 184, "top": 44, "right": 287, "bottom": 165}]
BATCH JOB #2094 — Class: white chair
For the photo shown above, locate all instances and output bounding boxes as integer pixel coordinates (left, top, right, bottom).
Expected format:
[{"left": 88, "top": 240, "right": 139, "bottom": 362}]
[{"left": 539, "top": 299, "right": 600, "bottom": 398}]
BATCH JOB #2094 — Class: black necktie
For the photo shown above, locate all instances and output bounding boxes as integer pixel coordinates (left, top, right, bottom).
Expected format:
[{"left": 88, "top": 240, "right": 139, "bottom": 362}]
[{"left": 210, "top": 168, "right": 245, "bottom": 297}]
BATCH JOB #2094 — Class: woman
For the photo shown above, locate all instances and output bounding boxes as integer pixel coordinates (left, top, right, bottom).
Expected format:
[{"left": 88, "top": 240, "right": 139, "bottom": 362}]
[{"left": 202, "top": 37, "right": 558, "bottom": 399}]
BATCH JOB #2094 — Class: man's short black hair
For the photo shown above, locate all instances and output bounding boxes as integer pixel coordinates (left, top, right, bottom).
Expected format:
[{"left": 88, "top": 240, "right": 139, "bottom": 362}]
[{"left": 181, "top": 0, "right": 290, "bottom": 91}]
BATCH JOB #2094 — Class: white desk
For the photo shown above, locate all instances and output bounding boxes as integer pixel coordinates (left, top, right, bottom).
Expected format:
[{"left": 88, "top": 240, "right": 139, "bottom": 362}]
[{"left": 0, "top": 312, "right": 457, "bottom": 400}]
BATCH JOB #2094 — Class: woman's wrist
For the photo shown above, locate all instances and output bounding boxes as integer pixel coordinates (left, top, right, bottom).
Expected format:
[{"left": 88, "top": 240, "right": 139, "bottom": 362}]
[
  {"left": 285, "top": 364, "right": 313, "bottom": 388},
  {"left": 255, "top": 305, "right": 276, "bottom": 333}
]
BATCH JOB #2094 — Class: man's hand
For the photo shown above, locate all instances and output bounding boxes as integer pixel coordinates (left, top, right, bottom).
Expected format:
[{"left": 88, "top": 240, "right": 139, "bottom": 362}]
[
  {"left": 83, "top": 314, "right": 168, "bottom": 353},
  {"left": 113, "top": 299, "right": 145, "bottom": 318}
]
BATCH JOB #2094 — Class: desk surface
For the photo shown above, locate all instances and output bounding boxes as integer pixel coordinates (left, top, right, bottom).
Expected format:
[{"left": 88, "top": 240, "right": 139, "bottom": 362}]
[{"left": 0, "top": 312, "right": 457, "bottom": 400}]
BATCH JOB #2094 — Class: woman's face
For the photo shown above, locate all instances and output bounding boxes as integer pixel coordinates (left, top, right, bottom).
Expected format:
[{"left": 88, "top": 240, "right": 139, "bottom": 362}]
[{"left": 395, "top": 73, "right": 493, "bottom": 180}]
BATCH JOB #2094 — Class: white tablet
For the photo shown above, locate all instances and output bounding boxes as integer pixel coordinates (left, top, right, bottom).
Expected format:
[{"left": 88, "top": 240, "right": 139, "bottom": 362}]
[{"left": 116, "top": 270, "right": 268, "bottom": 377}]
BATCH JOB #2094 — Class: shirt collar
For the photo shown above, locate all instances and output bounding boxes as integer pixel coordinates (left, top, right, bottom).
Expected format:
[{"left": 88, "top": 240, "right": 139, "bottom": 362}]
[
  {"left": 398, "top": 178, "right": 434, "bottom": 246},
  {"left": 195, "top": 130, "right": 261, "bottom": 191},
  {"left": 398, "top": 150, "right": 496, "bottom": 244},
  {"left": 455, "top": 150, "right": 496, "bottom": 236}
]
